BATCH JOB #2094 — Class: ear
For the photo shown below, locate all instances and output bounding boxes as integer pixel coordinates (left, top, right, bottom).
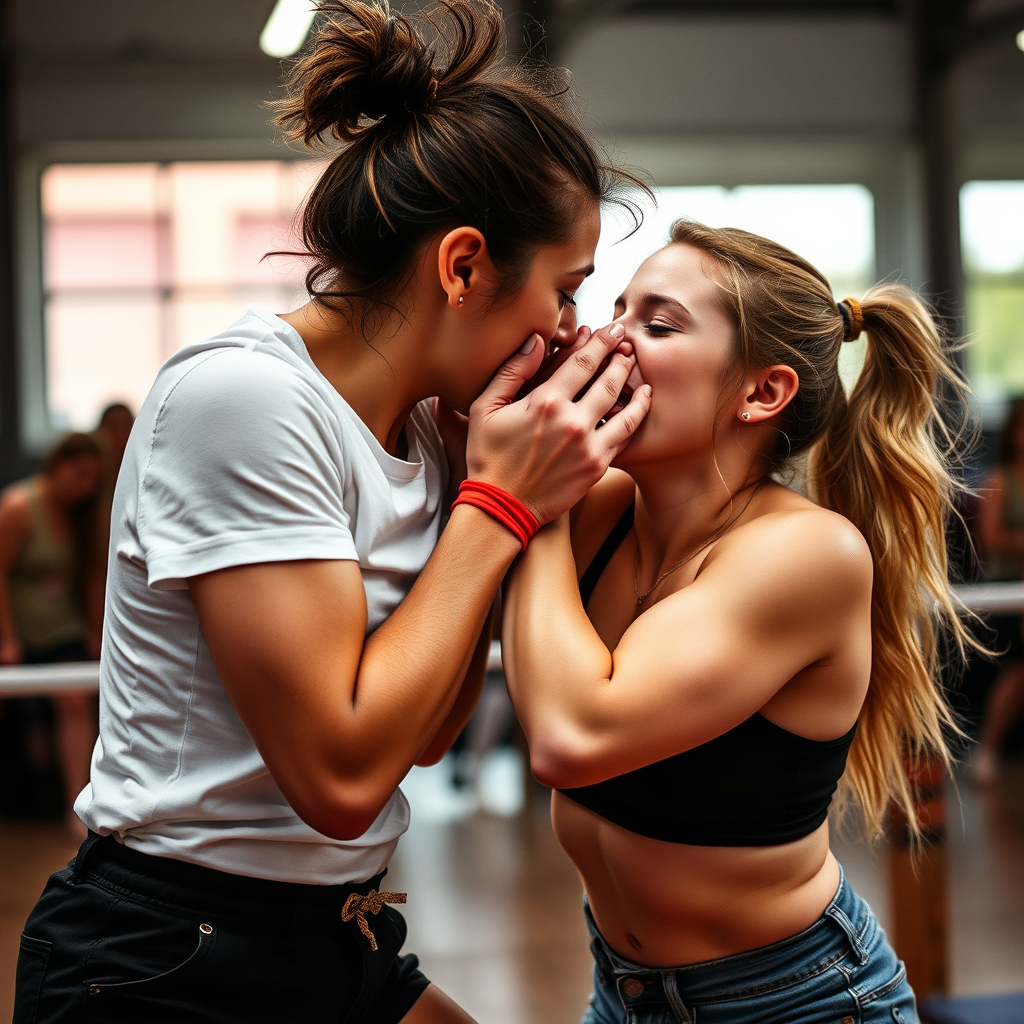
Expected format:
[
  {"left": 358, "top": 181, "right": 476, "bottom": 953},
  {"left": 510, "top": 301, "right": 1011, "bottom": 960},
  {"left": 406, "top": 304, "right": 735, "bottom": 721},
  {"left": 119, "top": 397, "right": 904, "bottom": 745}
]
[
  {"left": 437, "top": 227, "right": 494, "bottom": 310},
  {"left": 738, "top": 364, "right": 799, "bottom": 423}
]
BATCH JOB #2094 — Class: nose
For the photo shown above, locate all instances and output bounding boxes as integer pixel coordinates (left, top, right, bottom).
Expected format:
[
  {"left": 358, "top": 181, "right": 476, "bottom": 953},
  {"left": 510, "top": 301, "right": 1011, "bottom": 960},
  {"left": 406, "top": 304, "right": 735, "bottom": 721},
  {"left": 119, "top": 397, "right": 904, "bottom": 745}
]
[
  {"left": 551, "top": 302, "right": 578, "bottom": 349},
  {"left": 617, "top": 320, "right": 646, "bottom": 392}
]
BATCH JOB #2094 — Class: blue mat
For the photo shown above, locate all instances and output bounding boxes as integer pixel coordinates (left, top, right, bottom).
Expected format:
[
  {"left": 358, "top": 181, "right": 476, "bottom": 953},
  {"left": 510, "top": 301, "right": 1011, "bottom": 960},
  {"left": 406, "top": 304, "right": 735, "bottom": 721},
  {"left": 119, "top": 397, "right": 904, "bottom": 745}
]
[{"left": 920, "top": 993, "right": 1024, "bottom": 1024}]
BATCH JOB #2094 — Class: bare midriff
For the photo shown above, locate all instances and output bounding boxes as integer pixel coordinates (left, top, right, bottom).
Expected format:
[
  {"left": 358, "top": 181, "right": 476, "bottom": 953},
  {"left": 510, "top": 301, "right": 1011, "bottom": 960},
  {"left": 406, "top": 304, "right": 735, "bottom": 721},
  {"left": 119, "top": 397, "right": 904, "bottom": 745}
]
[{"left": 552, "top": 790, "right": 841, "bottom": 967}]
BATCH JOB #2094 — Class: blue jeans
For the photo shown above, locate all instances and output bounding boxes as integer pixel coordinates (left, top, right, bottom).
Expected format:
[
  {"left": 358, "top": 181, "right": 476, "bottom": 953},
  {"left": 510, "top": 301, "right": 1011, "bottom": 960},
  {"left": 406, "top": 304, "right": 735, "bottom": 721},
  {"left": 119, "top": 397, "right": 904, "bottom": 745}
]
[{"left": 582, "top": 868, "right": 917, "bottom": 1024}]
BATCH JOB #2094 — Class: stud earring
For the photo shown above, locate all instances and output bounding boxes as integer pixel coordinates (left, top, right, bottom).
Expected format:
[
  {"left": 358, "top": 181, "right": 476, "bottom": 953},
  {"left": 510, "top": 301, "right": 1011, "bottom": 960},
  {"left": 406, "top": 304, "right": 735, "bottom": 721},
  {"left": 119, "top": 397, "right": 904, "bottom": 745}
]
[
  {"left": 741, "top": 411, "right": 751, "bottom": 420},
  {"left": 458, "top": 296, "right": 464, "bottom": 305}
]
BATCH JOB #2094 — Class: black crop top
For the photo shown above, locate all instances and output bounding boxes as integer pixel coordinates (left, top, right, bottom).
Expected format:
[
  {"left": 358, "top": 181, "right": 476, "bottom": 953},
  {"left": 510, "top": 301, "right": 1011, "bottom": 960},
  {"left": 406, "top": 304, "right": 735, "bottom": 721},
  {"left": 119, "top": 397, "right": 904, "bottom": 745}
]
[{"left": 558, "top": 504, "right": 856, "bottom": 846}]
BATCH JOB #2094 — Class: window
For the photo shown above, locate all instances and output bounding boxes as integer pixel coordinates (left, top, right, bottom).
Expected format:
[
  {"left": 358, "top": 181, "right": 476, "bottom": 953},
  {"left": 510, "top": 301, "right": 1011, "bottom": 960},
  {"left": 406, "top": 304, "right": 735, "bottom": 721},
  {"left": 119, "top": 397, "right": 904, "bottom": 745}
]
[
  {"left": 42, "top": 173, "right": 877, "bottom": 431},
  {"left": 42, "top": 161, "right": 325, "bottom": 430},
  {"left": 960, "top": 181, "right": 1024, "bottom": 417},
  {"left": 573, "top": 184, "right": 875, "bottom": 388}
]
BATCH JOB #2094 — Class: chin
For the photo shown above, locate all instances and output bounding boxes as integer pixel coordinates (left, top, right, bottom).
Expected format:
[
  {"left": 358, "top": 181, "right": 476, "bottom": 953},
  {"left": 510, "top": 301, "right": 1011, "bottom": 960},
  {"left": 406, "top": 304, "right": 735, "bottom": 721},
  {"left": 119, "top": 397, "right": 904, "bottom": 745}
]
[
  {"left": 609, "top": 420, "right": 651, "bottom": 470},
  {"left": 435, "top": 382, "right": 475, "bottom": 417},
  {"left": 610, "top": 441, "right": 641, "bottom": 472}
]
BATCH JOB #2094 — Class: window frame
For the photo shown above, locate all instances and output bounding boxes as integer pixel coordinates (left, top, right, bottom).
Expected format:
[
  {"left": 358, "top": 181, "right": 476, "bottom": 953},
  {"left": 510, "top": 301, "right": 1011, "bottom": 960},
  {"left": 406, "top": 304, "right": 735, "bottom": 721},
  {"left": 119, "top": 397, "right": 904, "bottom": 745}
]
[{"left": 14, "top": 139, "right": 306, "bottom": 457}]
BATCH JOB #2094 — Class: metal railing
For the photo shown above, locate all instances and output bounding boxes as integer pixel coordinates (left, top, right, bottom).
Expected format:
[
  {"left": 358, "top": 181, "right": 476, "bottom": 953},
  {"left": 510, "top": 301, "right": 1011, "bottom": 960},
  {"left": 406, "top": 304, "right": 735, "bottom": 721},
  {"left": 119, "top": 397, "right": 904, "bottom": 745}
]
[
  {"left": 1, "top": 583, "right": 1022, "bottom": 698},
  {"left": 0, "top": 641, "right": 506, "bottom": 697}
]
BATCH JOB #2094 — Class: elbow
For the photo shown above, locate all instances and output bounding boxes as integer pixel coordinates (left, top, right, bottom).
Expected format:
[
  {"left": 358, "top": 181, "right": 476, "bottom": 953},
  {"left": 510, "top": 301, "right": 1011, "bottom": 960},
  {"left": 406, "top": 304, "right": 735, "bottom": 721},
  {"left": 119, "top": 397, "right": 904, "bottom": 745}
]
[
  {"left": 527, "top": 731, "right": 600, "bottom": 791},
  {"left": 292, "top": 781, "right": 393, "bottom": 842},
  {"left": 301, "top": 803, "right": 382, "bottom": 842},
  {"left": 415, "top": 747, "right": 446, "bottom": 768}
]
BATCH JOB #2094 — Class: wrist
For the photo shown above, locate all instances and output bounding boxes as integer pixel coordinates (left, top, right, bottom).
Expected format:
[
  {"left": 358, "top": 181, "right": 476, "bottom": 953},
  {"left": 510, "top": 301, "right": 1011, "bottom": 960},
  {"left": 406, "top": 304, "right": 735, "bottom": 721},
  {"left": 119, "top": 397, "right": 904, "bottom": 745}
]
[
  {"left": 446, "top": 503, "right": 524, "bottom": 564},
  {"left": 451, "top": 480, "right": 541, "bottom": 551}
]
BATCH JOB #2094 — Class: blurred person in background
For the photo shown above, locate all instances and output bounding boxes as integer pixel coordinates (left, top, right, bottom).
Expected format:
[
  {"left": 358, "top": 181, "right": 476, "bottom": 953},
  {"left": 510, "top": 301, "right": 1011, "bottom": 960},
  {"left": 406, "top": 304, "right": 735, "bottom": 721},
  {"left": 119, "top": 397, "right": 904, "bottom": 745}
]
[
  {"left": 974, "top": 395, "right": 1024, "bottom": 784},
  {"left": 87, "top": 402, "right": 135, "bottom": 647},
  {"left": 0, "top": 431, "right": 103, "bottom": 837},
  {"left": 95, "top": 402, "right": 135, "bottom": 476}
]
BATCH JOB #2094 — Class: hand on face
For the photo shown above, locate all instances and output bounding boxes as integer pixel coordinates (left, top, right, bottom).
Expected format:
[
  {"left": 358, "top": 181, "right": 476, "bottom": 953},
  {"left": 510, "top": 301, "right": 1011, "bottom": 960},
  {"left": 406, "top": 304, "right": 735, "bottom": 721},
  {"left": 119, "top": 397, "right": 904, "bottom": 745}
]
[
  {"left": 465, "top": 323, "right": 652, "bottom": 524},
  {"left": 516, "top": 324, "right": 592, "bottom": 401},
  {"left": 433, "top": 397, "right": 469, "bottom": 497}
]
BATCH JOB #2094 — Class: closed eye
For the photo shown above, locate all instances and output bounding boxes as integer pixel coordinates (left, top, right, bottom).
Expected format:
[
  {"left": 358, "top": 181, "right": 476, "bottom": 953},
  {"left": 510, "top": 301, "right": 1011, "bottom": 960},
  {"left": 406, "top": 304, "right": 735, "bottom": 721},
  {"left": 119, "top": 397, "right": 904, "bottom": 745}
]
[
  {"left": 559, "top": 290, "right": 577, "bottom": 309},
  {"left": 643, "top": 323, "right": 676, "bottom": 337}
]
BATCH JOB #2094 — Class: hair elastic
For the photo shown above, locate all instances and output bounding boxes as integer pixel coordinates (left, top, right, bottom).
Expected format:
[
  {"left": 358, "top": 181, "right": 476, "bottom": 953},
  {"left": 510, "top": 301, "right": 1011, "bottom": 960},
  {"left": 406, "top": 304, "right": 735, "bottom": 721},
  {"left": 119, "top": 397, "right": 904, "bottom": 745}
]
[
  {"left": 451, "top": 480, "right": 540, "bottom": 551},
  {"left": 838, "top": 297, "right": 865, "bottom": 342}
]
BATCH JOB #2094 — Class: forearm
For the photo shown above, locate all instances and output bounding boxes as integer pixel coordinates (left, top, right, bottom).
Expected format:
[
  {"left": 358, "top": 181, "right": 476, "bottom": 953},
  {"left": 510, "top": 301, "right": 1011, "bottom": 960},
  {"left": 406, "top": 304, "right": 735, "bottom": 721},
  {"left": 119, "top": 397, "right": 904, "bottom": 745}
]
[
  {"left": 350, "top": 506, "right": 519, "bottom": 787},
  {"left": 502, "top": 518, "right": 612, "bottom": 779},
  {"left": 416, "top": 607, "right": 493, "bottom": 766}
]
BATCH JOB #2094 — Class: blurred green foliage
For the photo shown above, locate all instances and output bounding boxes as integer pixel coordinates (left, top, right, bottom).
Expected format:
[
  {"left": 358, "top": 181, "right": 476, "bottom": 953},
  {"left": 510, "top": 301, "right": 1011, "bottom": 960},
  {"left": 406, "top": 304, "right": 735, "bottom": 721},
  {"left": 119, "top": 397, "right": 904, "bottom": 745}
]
[{"left": 965, "top": 273, "right": 1024, "bottom": 402}]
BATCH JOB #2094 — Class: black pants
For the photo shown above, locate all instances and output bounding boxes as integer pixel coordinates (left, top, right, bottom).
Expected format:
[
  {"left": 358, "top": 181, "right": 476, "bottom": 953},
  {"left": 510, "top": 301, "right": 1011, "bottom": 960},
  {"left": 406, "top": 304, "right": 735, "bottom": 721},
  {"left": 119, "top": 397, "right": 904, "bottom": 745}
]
[{"left": 15, "top": 833, "right": 430, "bottom": 1024}]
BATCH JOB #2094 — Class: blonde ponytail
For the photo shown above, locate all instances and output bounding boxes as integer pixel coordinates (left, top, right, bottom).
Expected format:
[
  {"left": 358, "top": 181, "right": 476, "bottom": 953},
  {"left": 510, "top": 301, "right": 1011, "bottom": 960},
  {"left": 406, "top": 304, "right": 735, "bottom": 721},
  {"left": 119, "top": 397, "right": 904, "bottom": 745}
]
[
  {"left": 810, "top": 285, "right": 974, "bottom": 839},
  {"left": 668, "top": 221, "right": 977, "bottom": 841}
]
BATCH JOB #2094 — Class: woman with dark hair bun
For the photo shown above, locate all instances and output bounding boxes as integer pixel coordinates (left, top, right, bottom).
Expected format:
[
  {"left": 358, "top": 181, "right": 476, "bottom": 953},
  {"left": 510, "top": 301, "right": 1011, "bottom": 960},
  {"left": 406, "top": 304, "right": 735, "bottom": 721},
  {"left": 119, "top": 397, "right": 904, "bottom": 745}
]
[{"left": 14, "top": 4, "right": 650, "bottom": 1022}]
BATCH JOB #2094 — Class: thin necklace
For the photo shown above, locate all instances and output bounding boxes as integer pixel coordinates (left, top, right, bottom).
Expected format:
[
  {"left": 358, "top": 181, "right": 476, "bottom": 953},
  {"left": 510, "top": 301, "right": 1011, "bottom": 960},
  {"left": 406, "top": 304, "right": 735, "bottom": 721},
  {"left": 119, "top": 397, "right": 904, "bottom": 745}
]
[{"left": 632, "top": 481, "right": 765, "bottom": 609}]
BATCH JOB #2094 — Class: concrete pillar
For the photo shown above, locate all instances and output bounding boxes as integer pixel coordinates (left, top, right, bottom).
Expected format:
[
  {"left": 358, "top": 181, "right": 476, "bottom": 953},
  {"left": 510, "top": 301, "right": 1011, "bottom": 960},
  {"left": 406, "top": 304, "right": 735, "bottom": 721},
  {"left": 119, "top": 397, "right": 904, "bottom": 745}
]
[
  {"left": 912, "top": 0, "right": 968, "bottom": 342},
  {"left": 871, "top": 143, "right": 927, "bottom": 291}
]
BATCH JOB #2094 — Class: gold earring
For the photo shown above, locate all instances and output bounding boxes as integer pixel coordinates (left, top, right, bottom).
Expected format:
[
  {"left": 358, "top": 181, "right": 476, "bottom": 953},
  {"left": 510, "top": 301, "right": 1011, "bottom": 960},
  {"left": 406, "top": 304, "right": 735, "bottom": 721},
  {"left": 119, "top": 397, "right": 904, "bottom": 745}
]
[{"left": 741, "top": 411, "right": 751, "bottom": 420}]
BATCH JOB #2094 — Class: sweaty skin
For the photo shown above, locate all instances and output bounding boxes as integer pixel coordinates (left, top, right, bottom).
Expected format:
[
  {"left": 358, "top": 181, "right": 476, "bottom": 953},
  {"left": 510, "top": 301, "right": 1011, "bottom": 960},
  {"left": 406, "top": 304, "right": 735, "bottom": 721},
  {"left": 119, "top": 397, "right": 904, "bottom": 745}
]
[{"left": 503, "top": 242, "right": 873, "bottom": 967}]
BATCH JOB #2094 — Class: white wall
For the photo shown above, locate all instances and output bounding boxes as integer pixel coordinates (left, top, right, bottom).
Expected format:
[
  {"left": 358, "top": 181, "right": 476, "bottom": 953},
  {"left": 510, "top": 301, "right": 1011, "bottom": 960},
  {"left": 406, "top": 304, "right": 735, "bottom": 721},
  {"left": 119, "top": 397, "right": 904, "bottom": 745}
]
[{"left": 563, "top": 15, "right": 915, "bottom": 136}]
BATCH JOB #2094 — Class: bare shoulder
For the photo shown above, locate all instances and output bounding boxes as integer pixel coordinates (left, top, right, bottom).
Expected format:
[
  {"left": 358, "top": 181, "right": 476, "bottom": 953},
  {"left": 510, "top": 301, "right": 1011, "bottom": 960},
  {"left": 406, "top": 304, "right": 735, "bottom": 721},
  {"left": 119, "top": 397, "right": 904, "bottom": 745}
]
[
  {"left": 703, "top": 504, "right": 872, "bottom": 618},
  {"left": 569, "top": 469, "right": 635, "bottom": 576},
  {"left": 0, "top": 484, "right": 32, "bottom": 560},
  {"left": 0, "top": 483, "right": 31, "bottom": 525}
]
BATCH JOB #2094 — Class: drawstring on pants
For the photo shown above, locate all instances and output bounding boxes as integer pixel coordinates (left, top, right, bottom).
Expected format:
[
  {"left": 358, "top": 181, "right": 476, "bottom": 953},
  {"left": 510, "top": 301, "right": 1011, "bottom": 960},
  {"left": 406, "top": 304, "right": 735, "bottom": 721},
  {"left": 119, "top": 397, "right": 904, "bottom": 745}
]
[{"left": 341, "top": 889, "right": 407, "bottom": 951}]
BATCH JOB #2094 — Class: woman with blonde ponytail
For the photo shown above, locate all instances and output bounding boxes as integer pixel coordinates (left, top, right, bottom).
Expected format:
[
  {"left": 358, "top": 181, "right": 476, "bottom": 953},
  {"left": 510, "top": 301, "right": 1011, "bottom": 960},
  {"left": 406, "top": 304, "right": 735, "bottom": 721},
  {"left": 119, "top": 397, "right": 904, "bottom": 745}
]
[{"left": 504, "top": 220, "right": 972, "bottom": 1023}]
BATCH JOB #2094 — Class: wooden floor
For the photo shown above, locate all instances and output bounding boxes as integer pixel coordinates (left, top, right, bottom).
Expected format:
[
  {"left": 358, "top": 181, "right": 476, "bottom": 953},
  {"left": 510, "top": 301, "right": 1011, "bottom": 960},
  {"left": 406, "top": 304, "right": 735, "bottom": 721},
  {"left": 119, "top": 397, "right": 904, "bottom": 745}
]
[{"left": 2, "top": 760, "right": 1022, "bottom": 1023}]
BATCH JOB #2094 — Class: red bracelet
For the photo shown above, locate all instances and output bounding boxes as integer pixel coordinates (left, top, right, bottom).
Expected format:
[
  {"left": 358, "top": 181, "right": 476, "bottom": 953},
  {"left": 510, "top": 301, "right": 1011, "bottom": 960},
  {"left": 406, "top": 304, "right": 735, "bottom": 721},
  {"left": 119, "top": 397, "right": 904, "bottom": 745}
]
[{"left": 451, "top": 480, "right": 540, "bottom": 551}]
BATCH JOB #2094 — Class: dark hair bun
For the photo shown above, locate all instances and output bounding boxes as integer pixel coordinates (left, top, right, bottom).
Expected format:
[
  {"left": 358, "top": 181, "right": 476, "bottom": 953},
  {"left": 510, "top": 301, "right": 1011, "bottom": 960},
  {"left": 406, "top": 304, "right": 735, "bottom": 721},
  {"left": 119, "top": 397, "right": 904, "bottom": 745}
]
[
  {"left": 281, "top": 2, "right": 446, "bottom": 144},
  {"left": 269, "top": 0, "right": 639, "bottom": 339}
]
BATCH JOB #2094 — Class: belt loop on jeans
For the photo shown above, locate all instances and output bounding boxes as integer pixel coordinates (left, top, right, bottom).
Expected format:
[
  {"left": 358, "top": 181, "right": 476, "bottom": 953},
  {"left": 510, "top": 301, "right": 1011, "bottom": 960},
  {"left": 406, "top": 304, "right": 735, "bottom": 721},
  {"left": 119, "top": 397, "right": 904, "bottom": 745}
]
[
  {"left": 589, "top": 934, "right": 617, "bottom": 987},
  {"left": 70, "top": 830, "right": 104, "bottom": 885},
  {"left": 825, "top": 904, "right": 868, "bottom": 964}
]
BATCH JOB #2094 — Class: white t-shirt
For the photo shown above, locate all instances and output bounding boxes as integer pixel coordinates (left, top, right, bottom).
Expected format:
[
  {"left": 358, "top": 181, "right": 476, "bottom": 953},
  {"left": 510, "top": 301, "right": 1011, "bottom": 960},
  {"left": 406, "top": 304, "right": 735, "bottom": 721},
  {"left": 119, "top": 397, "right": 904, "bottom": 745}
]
[{"left": 76, "top": 310, "right": 449, "bottom": 884}]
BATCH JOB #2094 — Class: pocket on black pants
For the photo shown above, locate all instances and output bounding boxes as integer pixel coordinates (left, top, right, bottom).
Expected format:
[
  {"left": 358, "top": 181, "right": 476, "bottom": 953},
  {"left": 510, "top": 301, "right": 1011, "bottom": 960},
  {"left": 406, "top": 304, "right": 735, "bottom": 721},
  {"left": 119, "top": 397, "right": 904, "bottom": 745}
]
[
  {"left": 14, "top": 934, "right": 53, "bottom": 1024},
  {"left": 83, "top": 917, "right": 216, "bottom": 1023}
]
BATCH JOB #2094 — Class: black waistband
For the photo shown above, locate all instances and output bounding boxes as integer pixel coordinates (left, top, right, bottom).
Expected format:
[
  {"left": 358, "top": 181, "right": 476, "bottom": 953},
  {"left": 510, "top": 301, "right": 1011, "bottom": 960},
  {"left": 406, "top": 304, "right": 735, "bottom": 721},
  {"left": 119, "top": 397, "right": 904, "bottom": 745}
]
[{"left": 72, "top": 832, "right": 388, "bottom": 927}]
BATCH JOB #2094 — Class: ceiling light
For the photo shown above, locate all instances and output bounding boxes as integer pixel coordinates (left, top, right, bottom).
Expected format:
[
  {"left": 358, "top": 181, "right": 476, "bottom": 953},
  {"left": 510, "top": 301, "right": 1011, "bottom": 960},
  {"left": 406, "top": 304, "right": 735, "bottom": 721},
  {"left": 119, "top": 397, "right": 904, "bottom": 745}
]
[
  {"left": 1016, "top": 28, "right": 1024, "bottom": 52},
  {"left": 260, "top": 0, "right": 317, "bottom": 58}
]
